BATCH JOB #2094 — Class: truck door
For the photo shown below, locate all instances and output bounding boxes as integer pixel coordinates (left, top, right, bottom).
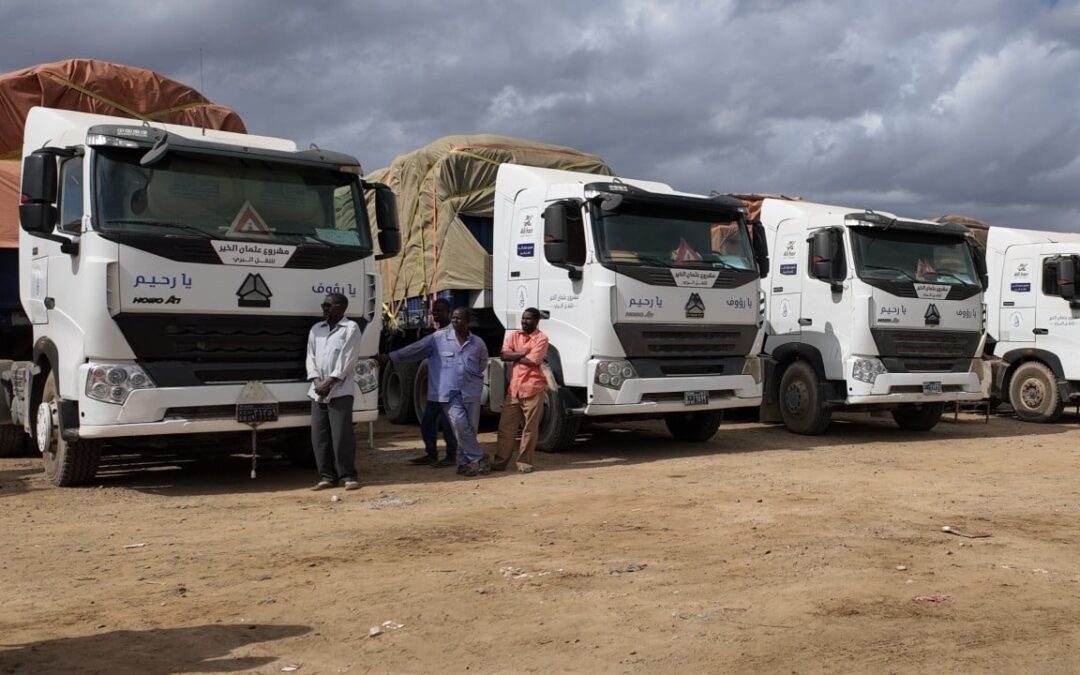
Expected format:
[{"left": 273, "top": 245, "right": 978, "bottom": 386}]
[
  {"left": 506, "top": 190, "right": 542, "bottom": 319},
  {"left": 998, "top": 250, "right": 1036, "bottom": 344},
  {"left": 768, "top": 219, "right": 804, "bottom": 339},
  {"left": 1035, "top": 251, "right": 1080, "bottom": 378}
]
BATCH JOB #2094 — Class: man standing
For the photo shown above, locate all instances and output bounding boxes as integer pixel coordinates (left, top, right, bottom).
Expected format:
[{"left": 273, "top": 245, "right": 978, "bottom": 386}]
[
  {"left": 492, "top": 308, "right": 549, "bottom": 473},
  {"left": 306, "top": 292, "right": 362, "bottom": 491},
  {"left": 408, "top": 298, "right": 458, "bottom": 468},
  {"left": 385, "top": 307, "right": 489, "bottom": 477}
]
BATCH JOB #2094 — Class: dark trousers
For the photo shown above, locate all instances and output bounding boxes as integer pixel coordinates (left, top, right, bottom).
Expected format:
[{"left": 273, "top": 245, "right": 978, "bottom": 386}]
[
  {"left": 420, "top": 399, "right": 457, "bottom": 461},
  {"left": 311, "top": 396, "right": 357, "bottom": 482}
]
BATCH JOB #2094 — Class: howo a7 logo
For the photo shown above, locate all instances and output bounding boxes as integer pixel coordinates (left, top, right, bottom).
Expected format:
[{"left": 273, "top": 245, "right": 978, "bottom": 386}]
[
  {"left": 685, "top": 293, "right": 705, "bottom": 319},
  {"left": 924, "top": 303, "right": 941, "bottom": 326},
  {"left": 237, "top": 273, "right": 272, "bottom": 308}
]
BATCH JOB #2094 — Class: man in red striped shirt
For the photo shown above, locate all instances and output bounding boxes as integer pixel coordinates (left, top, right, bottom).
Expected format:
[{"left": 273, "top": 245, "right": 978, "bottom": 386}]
[{"left": 491, "top": 308, "right": 548, "bottom": 473}]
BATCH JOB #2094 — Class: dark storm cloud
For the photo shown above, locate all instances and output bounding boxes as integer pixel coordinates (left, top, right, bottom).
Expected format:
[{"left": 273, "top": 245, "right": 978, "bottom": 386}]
[{"left": 3, "top": 0, "right": 1079, "bottom": 230}]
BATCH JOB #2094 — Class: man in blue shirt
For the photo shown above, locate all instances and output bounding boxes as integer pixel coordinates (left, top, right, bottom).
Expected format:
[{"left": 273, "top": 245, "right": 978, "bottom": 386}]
[{"left": 384, "top": 307, "right": 489, "bottom": 476}]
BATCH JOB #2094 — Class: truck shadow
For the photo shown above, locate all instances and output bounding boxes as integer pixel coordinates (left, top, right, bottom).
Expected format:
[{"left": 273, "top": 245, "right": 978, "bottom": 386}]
[
  {"left": 0, "top": 462, "right": 38, "bottom": 499},
  {"left": 0, "top": 623, "right": 310, "bottom": 674},
  {"left": 87, "top": 411, "right": 1077, "bottom": 493},
  {"left": 361, "top": 410, "right": 1077, "bottom": 486}
]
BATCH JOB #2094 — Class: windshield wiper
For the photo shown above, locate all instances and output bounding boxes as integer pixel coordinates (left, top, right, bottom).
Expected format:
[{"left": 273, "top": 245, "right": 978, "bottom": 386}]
[
  {"left": 862, "top": 263, "right": 918, "bottom": 283},
  {"left": 272, "top": 232, "right": 333, "bottom": 247},
  {"left": 107, "top": 219, "right": 212, "bottom": 238},
  {"left": 924, "top": 270, "right": 973, "bottom": 285}
]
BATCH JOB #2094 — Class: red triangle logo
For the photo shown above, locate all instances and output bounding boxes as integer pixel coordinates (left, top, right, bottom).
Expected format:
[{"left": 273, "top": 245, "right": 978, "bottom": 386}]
[{"left": 226, "top": 201, "right": 271, "bottom": 235}]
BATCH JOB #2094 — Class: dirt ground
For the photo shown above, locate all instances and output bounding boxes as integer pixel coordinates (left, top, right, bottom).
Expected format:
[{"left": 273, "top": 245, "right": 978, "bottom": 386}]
[{"left": 1, "top": 409, "right": 1079, "bottom": 675}]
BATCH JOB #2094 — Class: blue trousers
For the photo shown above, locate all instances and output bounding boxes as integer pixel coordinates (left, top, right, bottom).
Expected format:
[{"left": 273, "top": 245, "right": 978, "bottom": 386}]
[
  {"left": 420, "top": 399, "right": 457, "bottom": 460},
  {"left": 441, "top": 393, "right": 483, "bottom": 465}
]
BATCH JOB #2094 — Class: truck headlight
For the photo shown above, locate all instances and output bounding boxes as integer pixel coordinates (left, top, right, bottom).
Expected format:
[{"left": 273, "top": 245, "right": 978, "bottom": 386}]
[
  {"left": 86, "top": 362, "right": 155, "bottom": 405},
  {"left": 354, "top": 358, "right": 379, "bottom": 394},
  {"left": 596, "top": 360, "right": 636, "bottom": 390},
  {"left": 852, "top": 357, "right": 887, "bottom": 384}
]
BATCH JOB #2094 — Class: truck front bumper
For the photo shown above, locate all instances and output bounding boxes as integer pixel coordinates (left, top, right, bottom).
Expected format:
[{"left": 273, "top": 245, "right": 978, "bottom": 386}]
[
  {"left": 77, "top": 380, "right": 378, "bottom": 439},
  {"left": 844, "top": 358, "right": 984, "bottom": 405},
  {"left": 582, "top": 362, "right": 762, "bottom": 416}
]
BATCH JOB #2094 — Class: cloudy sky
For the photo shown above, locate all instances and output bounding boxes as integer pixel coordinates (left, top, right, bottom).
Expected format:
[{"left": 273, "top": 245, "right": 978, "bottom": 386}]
[{"left": 4, "top": 0, "right": 1079, "bottom": 231}]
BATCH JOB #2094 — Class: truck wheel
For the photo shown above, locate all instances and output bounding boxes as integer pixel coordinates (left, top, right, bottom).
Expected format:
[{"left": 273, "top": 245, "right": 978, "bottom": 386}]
[
  {"left": 778, "top": 361, "right": 831, "bottom": 435},
  {"left": 381, "top": 361, "right": 417, "bottom": 424},
  {"left": 536, "top": 388, "right": 581, "bottom": 453},
  {"left": 0, "top": 424, "right": 26, "bottom": 457},
  {"left": 664, "top": 410, "right": 723, "bottom": 442},
  {"left": 36, "top": 371, "right": 101, "bottom": 487},
  {"left": 891, "top": 403, "right": 945, "bottom": 431},
  {"left": 1008, "top": 361, "right": 1065, "bottom": 423},
  {"left": 412, "top": 361, "right": 430, "bottom": 423}
]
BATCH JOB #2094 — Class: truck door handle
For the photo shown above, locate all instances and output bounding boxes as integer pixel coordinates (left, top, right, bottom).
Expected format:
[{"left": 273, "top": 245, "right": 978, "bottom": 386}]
[
  {"left": 798, "top": 318, "right": 812, "bottom": 326},
  {"left": 1033, "top": 328, "right": 1048, "bottom": 335},
  {"left": 510, "top": 271, "right": 521, "bottom": 278}
]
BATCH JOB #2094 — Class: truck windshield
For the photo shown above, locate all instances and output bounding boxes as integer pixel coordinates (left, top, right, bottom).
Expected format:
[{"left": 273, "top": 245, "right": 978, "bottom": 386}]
[
  {"left": 92, "top": 148, "right": 372, "bottom": 249},
  {"left": 594, "top": 206, "right": 755, "bottom": 271},
  {"left": 851, "top": 227, "right": 978, "bottom": 285}
]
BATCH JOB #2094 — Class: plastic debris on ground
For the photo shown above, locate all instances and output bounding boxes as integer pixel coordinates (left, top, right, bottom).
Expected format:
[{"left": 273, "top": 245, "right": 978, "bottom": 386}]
[
  {"left": 912, "top": 594, "right": 952, "bottom": 603},
  {"left": 609, "top": 563, "right": 647, "bottom": 575},
  {"left": 369, "top": 496, "right": 419, "bottom": 509}
]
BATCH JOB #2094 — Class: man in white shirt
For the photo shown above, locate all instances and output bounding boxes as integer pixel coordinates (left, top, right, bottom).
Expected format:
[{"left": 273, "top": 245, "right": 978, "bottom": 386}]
[{"left": 306, "top": 292, "right": 363, "bottom": 491}]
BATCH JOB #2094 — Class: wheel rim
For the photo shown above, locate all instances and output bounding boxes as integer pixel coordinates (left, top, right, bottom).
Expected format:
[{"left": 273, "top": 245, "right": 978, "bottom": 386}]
[
  {"left": 35, "top": 401, "right": 55, "bottom": 456},
  {"left": 1020, "top": 378, "right": 1045, "bottom": 410},
  {"left": 783, "top": 381, "right": 809, "bottom": 418}
]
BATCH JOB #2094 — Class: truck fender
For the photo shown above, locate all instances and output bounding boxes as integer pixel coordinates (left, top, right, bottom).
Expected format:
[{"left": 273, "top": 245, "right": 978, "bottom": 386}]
[
  {"left": 32, "top": 337, "right": 60, "bottom": 393},
  {"left": 999, "top": 348, "right": 1070, "bottom": 402},
  {"left": 545, "top": 345, "right": 566, "bottom": 387}
]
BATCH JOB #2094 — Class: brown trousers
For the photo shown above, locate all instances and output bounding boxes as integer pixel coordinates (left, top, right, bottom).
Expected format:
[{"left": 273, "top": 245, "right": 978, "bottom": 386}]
[{"left": 493, "top": 391, "right": 545, "bottom": 468}]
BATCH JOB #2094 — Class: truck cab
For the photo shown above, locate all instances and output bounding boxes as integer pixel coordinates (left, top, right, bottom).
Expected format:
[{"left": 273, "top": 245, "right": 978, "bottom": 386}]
[
  {"left": 983, "top": 227, "right": 1080, "bottom": 421},
  {"left": 493, "top": 165, "right": 768, "bottom": 444},
  {"left": 3, "top": 107, "right": 399, "bottom": 485},
  {"left": 758, "top": 199, "right": 987, "bottom": 434}
]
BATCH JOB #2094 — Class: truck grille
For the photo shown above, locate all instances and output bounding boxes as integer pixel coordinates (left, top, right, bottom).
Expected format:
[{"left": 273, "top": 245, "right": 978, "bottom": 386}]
[
  {"left": 614, "top": 324, "right": 756, "bottom": 359},
  {"left": 870, "top": 328, "right": 981, "bottom": 359},
  {"left": 115, "top": 313, "right": 317, "bottom": 386}
]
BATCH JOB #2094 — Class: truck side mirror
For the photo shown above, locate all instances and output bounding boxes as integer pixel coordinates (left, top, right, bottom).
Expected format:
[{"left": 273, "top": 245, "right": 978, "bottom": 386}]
[
  {"left": 369, "top": 183, "right": 401, "bottom": 260},
  {"left": 970, "top": 242, "right": 989, "bottom": 290},
  {"left": 1056, "top": 256, "right": 1077, "bottom": 301},
  {"left": 20, "top": 151, "right": 59, "bottom": 235},
  {"left": 809, "top": 229, "right": 845, "bottom": 290},
  {"left": 21, "top": 151, "right": 57, "bottom": 204},
  {"left": 543, "top": 203, "right": 568, "bottom": 266},
  {"left": 751, "top": 220, "right": 769, "bottom": 277}
]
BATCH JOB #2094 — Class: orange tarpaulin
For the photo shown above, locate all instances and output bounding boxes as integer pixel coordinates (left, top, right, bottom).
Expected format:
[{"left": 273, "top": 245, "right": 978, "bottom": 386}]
[{"left": 0, "top": 58, "right": 246, "bottom": 249}]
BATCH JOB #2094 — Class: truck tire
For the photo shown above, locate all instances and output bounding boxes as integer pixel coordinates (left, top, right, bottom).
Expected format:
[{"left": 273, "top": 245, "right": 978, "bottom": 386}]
[
  {"left": 664, "top": 410, "right": 723, "bottom": 442},
  {"left": 778, "top": 361, "right": 831, "bottom": 435},
  {"left": 412, "top": 361, "right": 430, "bottom": 423},
  {"left": 0, "top": 424, "right": 26, "bottom": 457},
  {"left": 536, "top": 388, "right": 581, "bottom": 453},
  {"left": 1008, "top": 361, "right": 1065, "bottom": 423},
  {"left": 36, "top": 371, "right": 101, "bottom": 487},
  {"left": 891, "top": 403, "right": 945, "bottom": 431},
  {"left": 381, "top": 360, "right": 418, "bottom": 425}
]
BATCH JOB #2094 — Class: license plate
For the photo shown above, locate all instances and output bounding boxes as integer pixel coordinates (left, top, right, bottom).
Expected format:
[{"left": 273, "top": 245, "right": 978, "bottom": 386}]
[
  {"left": 684, "top": 390, "right": 709, "bottom": 406},
  {"left": 237, "top": 402, "right": 279, "bottom": 424},
  {"left": 922, "top": 381, "right": 943, "bottom": 395}
]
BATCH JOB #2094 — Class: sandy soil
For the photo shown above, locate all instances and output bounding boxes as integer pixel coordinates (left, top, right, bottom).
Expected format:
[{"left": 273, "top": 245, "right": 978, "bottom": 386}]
[{"left": 1, "top": 409, "right": 1079, "bottom": 674}]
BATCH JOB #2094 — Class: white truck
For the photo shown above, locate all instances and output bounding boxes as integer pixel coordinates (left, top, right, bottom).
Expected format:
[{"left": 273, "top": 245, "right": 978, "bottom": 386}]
[
  {"left": 977, "top": 225, "right": 1080, "bottom": 422},
  {"left": 490, "top": 166, "right": 767, "bottom": 444},
  {"left": 0, "top": 107, "right": 400, "bottom": 485},
  {"left": 374, "top": 136, "right": 769, "bottom": 449},
  {"left": 753, "top": 199, "right": 988, "bottom": 434}
]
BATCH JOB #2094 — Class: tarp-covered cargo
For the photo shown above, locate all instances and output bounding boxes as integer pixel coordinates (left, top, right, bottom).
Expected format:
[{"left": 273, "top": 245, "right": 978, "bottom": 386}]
[
  {"left": 0, "top": 58, "right": 246, "bottom": 249},
  {"left": 934, "top": 214, "right": 990, "bottom": 248},
  {"left": 368, "top": 134, "right": 612, "bottom": 306}
]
